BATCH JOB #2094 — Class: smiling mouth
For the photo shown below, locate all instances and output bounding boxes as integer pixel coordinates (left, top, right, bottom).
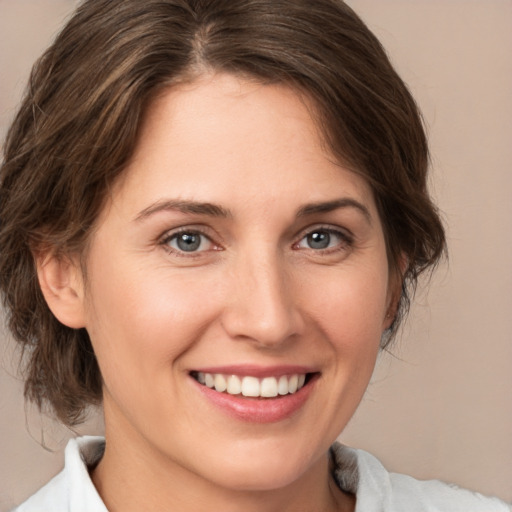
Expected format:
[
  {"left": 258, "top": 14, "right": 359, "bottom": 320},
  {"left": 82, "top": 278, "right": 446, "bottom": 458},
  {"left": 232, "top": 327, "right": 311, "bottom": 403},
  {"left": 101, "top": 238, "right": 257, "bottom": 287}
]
[{"left": 190, "top": 372, "right": 315, "bottom": 398}]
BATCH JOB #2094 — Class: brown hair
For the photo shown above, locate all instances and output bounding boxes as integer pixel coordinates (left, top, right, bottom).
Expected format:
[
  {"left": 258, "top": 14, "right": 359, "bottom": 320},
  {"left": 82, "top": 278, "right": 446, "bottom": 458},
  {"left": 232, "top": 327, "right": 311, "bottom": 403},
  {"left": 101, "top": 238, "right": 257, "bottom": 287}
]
[{"left": 0, "top": 0, "right": 445, "bottom": 426}]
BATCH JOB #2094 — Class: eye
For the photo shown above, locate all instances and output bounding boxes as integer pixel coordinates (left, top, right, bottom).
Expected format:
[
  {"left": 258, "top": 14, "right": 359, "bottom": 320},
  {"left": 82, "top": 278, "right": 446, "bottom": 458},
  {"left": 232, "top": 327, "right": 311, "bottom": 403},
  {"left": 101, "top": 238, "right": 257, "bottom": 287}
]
[
  {"left": 163, "top": 230, "right": 215, "bottom": 254},
  {"left": 296, "top": 228, "right": 351, "bottom": 251}
]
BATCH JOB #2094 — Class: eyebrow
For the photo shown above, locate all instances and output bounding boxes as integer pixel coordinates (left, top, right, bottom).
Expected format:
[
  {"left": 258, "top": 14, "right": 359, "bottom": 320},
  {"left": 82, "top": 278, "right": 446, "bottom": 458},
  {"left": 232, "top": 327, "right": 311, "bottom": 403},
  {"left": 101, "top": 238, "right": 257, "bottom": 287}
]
[
  {"left": 297, "top": 198, "right": 372, "bottom": 223},
  {"left": 134, "top": 199, "right": 231, "bottom": 221},
  {"left": 134, "top": 197, "right": 371, "bottom": 223}
]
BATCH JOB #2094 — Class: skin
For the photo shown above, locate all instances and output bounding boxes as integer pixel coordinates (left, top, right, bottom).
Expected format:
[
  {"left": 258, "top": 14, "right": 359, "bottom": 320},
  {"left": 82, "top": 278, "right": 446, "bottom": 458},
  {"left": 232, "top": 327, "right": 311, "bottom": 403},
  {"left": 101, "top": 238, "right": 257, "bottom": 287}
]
[{"left": 39, "top": 73, "right": 398, "bottom": 512}]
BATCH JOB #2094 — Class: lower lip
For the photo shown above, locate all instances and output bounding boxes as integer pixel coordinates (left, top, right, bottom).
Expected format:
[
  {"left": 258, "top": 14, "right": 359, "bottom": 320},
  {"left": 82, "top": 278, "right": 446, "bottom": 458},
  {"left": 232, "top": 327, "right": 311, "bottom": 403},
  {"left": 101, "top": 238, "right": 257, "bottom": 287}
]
[{"left": 192, "top": 376, "right": 317, "bottom": 423}]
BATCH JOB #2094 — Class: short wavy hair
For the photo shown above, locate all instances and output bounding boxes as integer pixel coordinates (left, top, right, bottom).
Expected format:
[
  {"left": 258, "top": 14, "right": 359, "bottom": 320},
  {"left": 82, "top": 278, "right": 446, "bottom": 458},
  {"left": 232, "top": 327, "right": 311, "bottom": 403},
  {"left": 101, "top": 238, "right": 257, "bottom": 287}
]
[{"left": 0, "top": 0, "right": 446, "bottom": 426}]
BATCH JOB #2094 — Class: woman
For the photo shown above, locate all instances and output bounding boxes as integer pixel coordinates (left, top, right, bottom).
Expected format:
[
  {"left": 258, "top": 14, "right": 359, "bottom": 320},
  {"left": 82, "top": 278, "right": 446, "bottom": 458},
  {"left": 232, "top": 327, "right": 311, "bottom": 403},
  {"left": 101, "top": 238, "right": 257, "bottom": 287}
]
[{"left": 0, "top": 1, "right": 509, "bottom": 511}]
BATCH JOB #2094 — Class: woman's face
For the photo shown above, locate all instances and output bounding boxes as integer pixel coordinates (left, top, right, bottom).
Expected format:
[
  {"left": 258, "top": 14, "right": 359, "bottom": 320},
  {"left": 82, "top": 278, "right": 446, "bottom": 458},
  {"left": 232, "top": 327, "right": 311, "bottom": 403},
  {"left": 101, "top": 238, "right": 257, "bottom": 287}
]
[{"left": 78, "top": 74, "right": 395, "bottom": 491}]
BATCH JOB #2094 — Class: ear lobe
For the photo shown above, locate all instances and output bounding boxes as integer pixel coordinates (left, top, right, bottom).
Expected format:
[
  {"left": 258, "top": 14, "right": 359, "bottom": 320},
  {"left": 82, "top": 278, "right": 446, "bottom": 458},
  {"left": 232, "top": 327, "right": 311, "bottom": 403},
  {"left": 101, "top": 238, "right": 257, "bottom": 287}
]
[
  {"left": 36, "top": 252, "right": 86, "bottom": 329},
  {"left": 383, "top": 292, "right": 400, "bottom": 330},
  {"left": 383, "top": 252, "right": 408, "bottom": 330}
]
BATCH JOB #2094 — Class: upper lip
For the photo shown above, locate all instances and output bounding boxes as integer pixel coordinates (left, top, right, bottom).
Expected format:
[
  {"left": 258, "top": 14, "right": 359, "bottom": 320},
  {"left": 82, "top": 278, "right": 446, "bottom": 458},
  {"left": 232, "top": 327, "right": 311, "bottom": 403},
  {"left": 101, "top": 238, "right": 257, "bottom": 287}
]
[{"left": 190, "top": 364, "right": 317, "bottom": 378}]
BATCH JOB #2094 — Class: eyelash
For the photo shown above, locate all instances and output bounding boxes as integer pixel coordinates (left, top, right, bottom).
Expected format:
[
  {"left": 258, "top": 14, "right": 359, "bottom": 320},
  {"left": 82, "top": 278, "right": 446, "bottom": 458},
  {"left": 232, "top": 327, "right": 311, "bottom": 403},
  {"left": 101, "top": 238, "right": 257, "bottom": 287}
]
[
  {"left": 159, "top": 228, "right": 218, "bottom": 257},
  {"left": 159, "top": 225, "right": 354, "bottom": 257},
  {"left": 294, "top": 225, "right": 354, "bottom": 254}
]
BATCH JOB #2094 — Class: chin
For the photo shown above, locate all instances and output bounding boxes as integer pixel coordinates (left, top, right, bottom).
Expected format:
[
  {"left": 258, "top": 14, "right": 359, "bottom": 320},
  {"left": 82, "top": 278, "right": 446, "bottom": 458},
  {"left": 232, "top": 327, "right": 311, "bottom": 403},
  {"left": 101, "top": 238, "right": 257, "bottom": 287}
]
[
  {"left": 191, "top": 437, "right": 324, "bottom": 492},
  {"left": 207, "top": 462, "right": 307, "bottom": 492}
]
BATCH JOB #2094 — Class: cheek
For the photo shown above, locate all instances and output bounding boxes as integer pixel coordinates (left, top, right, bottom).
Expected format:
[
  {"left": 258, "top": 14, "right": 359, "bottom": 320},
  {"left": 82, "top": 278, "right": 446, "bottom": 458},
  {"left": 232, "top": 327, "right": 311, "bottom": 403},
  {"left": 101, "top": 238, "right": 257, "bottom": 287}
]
[
  {"left": 304, "top": 262, "right": 390, "bottom": 346},
  {"left": 83, "top": 256, "right": 221, "bottom": 379}
]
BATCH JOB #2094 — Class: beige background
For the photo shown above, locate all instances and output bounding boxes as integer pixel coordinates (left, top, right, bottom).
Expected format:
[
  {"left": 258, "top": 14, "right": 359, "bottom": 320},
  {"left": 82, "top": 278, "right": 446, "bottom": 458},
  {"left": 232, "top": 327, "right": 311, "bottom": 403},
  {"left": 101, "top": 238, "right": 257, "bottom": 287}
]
[{"left": 0, "top": 0, "right": 511, "bottom": 509}]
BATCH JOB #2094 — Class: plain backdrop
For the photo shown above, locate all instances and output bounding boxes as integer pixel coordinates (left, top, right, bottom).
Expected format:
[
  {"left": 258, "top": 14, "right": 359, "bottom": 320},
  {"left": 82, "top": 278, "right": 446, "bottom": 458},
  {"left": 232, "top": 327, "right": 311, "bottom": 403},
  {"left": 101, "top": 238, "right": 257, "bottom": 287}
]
[{"left": 1, "top": 1, "right": 511, "bottom": 510}]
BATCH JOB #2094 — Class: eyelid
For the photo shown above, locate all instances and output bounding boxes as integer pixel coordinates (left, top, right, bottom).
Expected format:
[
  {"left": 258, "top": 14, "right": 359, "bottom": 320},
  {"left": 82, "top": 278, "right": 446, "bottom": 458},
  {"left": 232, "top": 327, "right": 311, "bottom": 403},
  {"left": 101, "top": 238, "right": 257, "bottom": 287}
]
[
  {"left": 159, "top": 226, "right": 222, "bottom": 256},
  {"left": 293, "top": 224, "right": 354, "bottom": 250},
  {"left": 296, "top": 223, "right": 353, "bottom": 240}
]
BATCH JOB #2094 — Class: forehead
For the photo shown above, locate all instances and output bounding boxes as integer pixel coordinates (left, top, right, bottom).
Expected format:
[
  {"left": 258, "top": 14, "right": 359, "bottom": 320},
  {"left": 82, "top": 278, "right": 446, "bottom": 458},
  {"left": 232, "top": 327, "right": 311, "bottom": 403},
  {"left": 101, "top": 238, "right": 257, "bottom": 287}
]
[{"left": 107, "top": 73, "right": 376, "bottom": 219}]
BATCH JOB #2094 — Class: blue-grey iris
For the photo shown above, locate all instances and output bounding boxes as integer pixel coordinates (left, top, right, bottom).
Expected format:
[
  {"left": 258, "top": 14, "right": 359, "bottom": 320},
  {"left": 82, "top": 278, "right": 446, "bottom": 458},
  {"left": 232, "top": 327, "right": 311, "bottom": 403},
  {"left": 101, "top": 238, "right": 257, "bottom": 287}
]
[
  {"left": 177, "top": 233, "right": 201, "bottom": 252},
  {"left": 307, "top": 231, "right": 330, "bottom": 249}
]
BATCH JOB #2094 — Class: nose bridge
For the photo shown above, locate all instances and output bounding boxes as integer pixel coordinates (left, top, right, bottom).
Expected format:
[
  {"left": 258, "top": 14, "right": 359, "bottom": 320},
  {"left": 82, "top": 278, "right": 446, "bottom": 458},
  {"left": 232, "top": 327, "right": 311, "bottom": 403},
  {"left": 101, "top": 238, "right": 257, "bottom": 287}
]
[{"left": 222, "top": 246, "right": 302, "bottom": 346}]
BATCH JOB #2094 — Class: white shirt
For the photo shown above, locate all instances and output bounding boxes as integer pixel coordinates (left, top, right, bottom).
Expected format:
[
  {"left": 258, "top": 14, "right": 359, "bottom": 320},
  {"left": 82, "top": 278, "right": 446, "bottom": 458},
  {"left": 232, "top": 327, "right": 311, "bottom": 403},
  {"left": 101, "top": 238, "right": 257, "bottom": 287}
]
[{"left": 15, "top": 436, "right": 511, "bottom": 511}]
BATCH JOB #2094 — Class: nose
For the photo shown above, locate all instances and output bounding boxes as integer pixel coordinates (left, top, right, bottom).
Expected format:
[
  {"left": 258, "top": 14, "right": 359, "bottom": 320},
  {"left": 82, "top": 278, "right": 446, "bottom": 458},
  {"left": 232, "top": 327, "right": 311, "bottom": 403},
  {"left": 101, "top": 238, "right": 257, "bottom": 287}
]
[{"left": 220, "top": 250, "right": 305, "bottom": 348}]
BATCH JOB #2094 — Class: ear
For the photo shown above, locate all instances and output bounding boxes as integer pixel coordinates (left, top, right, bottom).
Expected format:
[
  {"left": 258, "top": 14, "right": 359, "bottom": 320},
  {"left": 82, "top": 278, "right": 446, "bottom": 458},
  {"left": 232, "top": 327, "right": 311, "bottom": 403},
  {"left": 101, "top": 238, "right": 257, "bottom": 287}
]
[
  {"left": 36, "top": 251, "right": 86, "bottom": 329},
  {"left": 383, "top": 252, "right": 408, "bottom": 330}
]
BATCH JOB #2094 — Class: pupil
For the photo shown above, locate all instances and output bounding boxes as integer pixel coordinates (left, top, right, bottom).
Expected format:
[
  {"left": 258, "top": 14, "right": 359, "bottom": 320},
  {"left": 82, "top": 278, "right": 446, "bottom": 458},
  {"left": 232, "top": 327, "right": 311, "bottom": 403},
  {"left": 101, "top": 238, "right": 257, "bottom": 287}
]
[
  {"left": 308, "top": 231, "right": 330, "bottom": 249},
  {"left": 177, "top": 233, "right": 200, "bottom": 251}
]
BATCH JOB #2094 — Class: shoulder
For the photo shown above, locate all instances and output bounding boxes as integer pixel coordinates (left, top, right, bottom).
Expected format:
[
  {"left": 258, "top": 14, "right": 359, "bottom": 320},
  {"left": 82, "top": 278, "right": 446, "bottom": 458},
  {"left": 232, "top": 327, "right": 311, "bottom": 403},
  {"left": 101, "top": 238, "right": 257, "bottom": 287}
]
[
  {"left": 14, "top": 436, "right": 107, "bottom": 512},
  {"left": 330, "top": 442, "right": 512, "bottom": 512}
]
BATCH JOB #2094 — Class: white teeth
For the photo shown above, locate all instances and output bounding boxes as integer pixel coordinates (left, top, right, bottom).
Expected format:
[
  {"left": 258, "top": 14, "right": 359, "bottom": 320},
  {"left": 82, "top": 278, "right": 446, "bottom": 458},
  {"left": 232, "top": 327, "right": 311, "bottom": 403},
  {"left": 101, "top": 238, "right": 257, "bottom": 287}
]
[
  {"left": 214, "top": 374, "right": 227, "bottom": 392},
  {"left": 260, "top": 377, "right": 278, "bottom": 397},
  {"left": 278, "top": 375, "right": 289, "bottom": 395},
  {"left": 241, "top": 376, "right": 260, "bottom": 397},
  {"left": 204, "top": 373, "right": 214, "bottom": 388},
  {"left": 197, "top": 372, "right": 308, "bottom": 398},
  {"left": 227, "top": 375, "right": 242, "bottom": 395},
  {"left": 288, "top": 374, "right": 298, "bottom": 394}
]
